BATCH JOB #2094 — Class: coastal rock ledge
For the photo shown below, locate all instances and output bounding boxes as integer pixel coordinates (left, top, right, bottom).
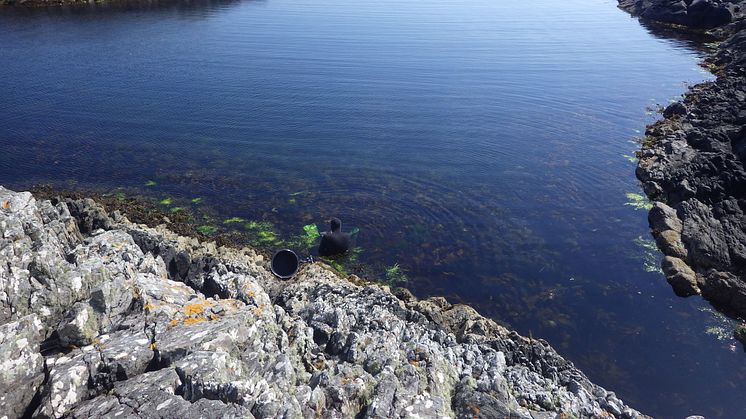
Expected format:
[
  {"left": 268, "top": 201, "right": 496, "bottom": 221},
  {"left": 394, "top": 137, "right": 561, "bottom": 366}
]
[
  {"left": 618, "top": 0, "right": 746, "bottom": 319},
  {"left": 0, "top": 186, "right": 644, "bottom": 418}
]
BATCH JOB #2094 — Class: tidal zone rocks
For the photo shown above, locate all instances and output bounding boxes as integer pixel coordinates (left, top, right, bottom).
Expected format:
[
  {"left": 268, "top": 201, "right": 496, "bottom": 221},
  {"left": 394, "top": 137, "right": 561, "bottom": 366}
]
[
  {"left": 619, "top": 1, "right": 746, "bottom": 324},
  {"left": 0, "top": 187, "right": 646, "bottom": 418}
]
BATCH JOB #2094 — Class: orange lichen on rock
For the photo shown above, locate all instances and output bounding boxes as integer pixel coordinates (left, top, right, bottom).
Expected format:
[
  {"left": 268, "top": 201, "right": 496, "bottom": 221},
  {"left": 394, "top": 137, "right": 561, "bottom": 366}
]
[
  {"left": 143, "top": 302, "right": 155, "bottom": 311},
  {"left": 183, "top": 316, "right": 207, "bottom": 326},
  {"left": 149, "top": 342, "right": 158, "bottom": 350},
  {"left": 1, "top": 200, "right": 10, "bottom": 209},
  {"left": 184, "top": 301, "right": 211, "bottom": 316},
  {"left": 169, "top": 319, "right": 179, "bottom": 328}
]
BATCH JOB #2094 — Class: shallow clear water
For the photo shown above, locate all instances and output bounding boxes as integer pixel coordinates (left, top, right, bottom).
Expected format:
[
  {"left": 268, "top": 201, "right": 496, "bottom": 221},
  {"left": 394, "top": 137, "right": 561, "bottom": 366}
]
[{"left": 1, "top": 0, "right": 744, "bottom": 416}]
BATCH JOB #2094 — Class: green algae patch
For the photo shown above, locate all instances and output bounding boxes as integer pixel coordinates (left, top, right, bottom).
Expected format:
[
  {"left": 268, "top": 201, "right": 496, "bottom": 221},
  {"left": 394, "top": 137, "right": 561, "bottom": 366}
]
[
  {"left": 634, "top": 236, "right": 662, "bottom": 274},
  {"left": 622, "top": 154, "right": 637, "bottom": 163},
  {"left": 384, "top": 263, "right": 408, "bottom": 286},
  {"left": 223, "top": 217, "right": 246, "bottom": 224},
  {"left": 145, "top": 180, "right": 157, "bottom": 187},
  {"left": 734, "top": 325, "right": 746, "bottom": 347},
  {"left": 159, "top": 198, "right": 173, "bottom": 206},
  {"left": 625, "top": 193, "right": 653, "bottom": 211},
  {"left": 197, "top": 225, "right": 218, "bottom": 235},
  {"left": 320, "top": 257, "right": 348, "bottom": 276},
  {"left": 191, "top": 197, "right": 203, "bottom": 204},
  {"left": 244, "top": 220, "right": 274, "bottom": 231},
  {"left": 705, "top": 326, "right": 730, "bottom": 340},
  {"left": 254, "top": 230, "right": 281, "bottom": 246},
  {"left": 170, "top": 207, "right": 185, "bottom": 214}
]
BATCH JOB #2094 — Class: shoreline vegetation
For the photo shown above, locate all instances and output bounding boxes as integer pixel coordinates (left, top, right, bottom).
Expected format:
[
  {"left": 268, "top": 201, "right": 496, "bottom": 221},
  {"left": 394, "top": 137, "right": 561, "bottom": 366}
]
[
  {"left": 0, "top": 186, "right": 645, "bottom": 417},
  {"left": 617, "top": 0, "right": 746, "bottom": 335}
]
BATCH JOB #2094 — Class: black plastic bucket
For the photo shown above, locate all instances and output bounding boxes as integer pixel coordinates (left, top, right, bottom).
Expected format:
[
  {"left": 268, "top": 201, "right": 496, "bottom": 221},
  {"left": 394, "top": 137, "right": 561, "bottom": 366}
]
[{"left": 271, "top": 249, "right": 300, "bottom": 279}]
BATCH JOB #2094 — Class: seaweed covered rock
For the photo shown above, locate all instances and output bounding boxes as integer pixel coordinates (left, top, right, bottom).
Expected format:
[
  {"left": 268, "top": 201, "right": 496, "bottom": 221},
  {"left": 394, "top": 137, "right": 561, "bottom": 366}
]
[{"left": 0, "top": 187, "right": 646, "bottom": 418}]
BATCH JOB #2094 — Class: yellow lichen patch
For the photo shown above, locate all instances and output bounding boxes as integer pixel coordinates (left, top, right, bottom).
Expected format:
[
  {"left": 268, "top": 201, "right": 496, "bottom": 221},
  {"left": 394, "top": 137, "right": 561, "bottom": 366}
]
[
  {"left": 184, "top": 301, "right": 211, "bottom": 316},
  {"left": 169, "top": 319, "right": 179, "bottom": 328},
  {"left": 209, "top": 314, "right": 220, "bottom": 321},
  {"left": 143, "top": 302, "right": 155, "bottom": 311},
  {"left": 252, "top": 305, "right": 265, "bottom": 316},
  {"left": 149, "top": 342, "right": 158, "bottom": 350},
  {"left": 183, "top": 316, "right": 207, "bottom": 326},
  {"left": 1, "top": 200, "right": 10, "bottom": 210}
]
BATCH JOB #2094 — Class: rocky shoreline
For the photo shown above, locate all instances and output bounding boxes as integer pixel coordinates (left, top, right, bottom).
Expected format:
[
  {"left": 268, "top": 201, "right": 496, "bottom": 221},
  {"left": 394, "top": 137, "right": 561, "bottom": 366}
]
[
  {"left": 618, "top": 0, "right": 746, "bottom": 321},
  {"left": 0, "top": 186, "right": 646, "bottom": 418}
]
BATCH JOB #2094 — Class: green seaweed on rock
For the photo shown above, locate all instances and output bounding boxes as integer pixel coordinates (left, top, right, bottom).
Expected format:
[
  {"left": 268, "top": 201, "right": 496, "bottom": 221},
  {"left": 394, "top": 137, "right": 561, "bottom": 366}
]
[
  {"left": 144, "top": 180, "right": 157, "bottom": 187},
  {"left": 197, "top": 225, "right": 218, "bottom": 235},
  {"left": 384, "top": 263, "right": 408, "bottom": 286},
  {"left": 223, "top": 217, "right": 245, "bottom": 224},
  {"left": 244, "top": 220, "right": 274, "bottom": 231},
  {"left": 287, "top": 224, "right": 321, "bottom": 251},
  {"left": 191, "top": 197, "right": 203, "bottom": 204},
  {"left": 320, "top": 257, "right": 348, "bottom": 276},
  {"left": 159, "top": 198, "right": 173, "bottom": 206},
  {"left": 170, "top": 207, "right": 184, "bottom": 214}
]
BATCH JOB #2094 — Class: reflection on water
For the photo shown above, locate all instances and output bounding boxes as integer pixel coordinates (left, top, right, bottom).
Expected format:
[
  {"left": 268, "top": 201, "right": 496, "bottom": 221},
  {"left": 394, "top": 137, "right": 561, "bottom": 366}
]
[{"left": 1, "top": 0, "right": 744, "bottom": 416}]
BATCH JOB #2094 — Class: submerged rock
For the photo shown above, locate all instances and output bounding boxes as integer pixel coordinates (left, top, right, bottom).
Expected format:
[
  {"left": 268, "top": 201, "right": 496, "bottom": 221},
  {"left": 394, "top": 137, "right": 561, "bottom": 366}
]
[
  {"left": 734, "top": 324, "right": 746, "bottom": 349},
  {"left": 0, "top": 186, "right": 648, "bottom": 418}
]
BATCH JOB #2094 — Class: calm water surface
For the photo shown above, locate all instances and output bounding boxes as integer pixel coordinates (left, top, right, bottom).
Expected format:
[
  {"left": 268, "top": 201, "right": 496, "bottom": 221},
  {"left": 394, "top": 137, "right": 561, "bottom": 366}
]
[{"left": 1, "top": 0, "right": 744, "bottom": 416}]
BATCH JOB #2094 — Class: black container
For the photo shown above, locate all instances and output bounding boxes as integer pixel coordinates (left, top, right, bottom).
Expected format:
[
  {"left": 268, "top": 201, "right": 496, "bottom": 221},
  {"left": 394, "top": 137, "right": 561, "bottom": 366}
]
[{"left": 271, "top": 249, "right": 300, "bottom": 279}]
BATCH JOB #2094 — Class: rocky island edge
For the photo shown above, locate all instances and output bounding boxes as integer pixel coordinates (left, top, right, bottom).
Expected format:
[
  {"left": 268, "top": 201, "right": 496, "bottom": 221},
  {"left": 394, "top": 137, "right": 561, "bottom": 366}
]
[{"left": 617, "top": 0, "right": 746, "bottom": 336}]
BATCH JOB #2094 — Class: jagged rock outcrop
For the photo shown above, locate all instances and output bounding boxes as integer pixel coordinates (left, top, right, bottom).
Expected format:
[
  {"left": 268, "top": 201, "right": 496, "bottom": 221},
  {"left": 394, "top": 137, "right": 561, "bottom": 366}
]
[
  {"left": 620, "top": 0, "right": 746, "bottom": 318},
  {"left": 0, "top": 186, "right": 646, "bottom": 418}
]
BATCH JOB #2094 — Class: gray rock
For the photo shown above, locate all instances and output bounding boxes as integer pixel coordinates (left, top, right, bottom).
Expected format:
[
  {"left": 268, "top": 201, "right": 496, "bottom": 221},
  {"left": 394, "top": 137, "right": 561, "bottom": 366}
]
[{"left": 0, "top": 314, "right": 46, "bottom": 418}]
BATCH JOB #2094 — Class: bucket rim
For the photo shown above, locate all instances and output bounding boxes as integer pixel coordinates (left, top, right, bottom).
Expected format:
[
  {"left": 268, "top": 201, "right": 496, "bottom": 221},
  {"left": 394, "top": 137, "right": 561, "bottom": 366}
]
[{"left": 271, "top": 248, "right": 300, "bottom": 279}]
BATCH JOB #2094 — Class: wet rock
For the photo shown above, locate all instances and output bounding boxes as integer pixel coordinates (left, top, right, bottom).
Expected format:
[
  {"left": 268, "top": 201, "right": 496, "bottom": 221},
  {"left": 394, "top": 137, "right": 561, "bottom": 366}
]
[
  {"left": 661, "top": 256, "right": 700, "bottom": 296},
  {"left": 663, "top": 102, "right": 688, "bottom": 118}
]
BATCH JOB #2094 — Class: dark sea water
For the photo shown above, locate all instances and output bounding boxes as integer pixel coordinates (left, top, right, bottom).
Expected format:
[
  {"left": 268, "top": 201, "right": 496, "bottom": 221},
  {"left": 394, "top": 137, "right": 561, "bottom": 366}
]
[{"left": 1, "top": 0, "right": 744, "bottom": 416}]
